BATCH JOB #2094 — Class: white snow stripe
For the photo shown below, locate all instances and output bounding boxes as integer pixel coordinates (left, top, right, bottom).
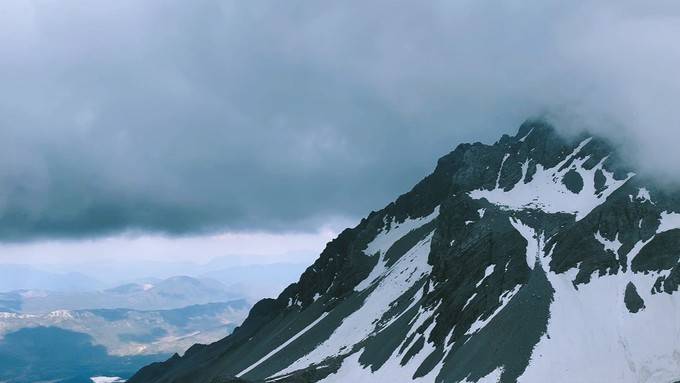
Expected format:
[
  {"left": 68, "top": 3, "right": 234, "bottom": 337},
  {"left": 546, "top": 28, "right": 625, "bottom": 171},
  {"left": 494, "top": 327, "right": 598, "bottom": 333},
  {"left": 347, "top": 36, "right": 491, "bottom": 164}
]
[
  {"left": 509, "top": 218, "right": 541, "bottom": 270},
  {"left": 496, "top": 154, "right": 510, "bottom": 189},
  {"left": 357, "top": 206, "right": 440, "bottom": 291},
  {"left": 236, "top": 312, "right": 329, "bottom": 378}
]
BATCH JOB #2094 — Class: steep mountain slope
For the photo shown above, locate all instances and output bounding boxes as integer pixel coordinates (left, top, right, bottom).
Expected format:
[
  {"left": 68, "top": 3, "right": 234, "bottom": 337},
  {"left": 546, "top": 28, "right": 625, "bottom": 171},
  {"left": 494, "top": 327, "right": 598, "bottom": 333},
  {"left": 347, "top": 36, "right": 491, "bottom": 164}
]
[{"left": 130, "top": 120, "right": 680, "bottom": 383}]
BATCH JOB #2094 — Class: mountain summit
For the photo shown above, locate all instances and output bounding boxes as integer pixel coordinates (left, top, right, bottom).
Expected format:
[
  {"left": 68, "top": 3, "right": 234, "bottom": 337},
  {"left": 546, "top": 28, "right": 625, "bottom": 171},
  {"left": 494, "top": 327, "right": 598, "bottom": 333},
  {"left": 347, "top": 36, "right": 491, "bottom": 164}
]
[{"left": 130, "top": 121, "right": 680, "bottom": 383}]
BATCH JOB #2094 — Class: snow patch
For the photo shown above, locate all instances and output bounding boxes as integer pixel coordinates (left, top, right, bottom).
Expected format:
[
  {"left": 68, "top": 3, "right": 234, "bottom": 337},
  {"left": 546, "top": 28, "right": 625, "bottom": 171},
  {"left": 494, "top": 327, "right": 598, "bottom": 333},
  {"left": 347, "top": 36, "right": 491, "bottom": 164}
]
[
  {"left": 470, "top": 139, "right": 633, "bottom": 220},
  {"left": 287, "top": 297, "right": 300, "bottom": 308},
  {"left": 519, "top": 269, "right": 680, "bottom": 382},
  {"left": 495, "top": 154, "right": 510, "bottom": 188},
  {"left": 475, "top": 264, "right": 496, "bottom": 288},
  {"left": 636, "top": 188, "right": 652, "bottom": 203},
  {"left": 509, "top": 218, "right": 541, "bottom": 270},
  {"left": 658, "top": 211, "right": 680, "bottom": 234},
  {"left": 357, "top": 206, "right": 439, "bottom": 291},
  {"left": 594, "top": 231, "right": 622, "bottom": 257},
  {"left": 518, "top": 211, "right": 680, "bottom": 383}
]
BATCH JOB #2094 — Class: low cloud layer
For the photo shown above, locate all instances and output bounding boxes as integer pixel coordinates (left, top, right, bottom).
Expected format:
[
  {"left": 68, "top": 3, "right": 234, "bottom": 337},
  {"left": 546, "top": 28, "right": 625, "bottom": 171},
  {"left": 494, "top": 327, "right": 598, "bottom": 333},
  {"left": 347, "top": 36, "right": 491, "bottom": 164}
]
[{"left": 0, "top": 0, "right": 679, "bottom": 240}]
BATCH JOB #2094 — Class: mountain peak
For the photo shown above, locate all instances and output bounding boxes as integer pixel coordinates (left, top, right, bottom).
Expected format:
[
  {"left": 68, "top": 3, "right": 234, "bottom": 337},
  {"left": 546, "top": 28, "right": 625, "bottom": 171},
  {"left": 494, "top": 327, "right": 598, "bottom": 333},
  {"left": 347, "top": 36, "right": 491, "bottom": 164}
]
[{"left": 514, "top": 118, "right": 557, "bottom": 140}]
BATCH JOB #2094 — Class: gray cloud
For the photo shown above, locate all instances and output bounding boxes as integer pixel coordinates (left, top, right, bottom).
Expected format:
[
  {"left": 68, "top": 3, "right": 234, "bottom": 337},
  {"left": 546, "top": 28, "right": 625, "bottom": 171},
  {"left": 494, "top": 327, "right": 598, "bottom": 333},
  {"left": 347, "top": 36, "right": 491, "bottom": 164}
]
[{"left": 0, "top": 0, "right": 679, "bottom": 240}]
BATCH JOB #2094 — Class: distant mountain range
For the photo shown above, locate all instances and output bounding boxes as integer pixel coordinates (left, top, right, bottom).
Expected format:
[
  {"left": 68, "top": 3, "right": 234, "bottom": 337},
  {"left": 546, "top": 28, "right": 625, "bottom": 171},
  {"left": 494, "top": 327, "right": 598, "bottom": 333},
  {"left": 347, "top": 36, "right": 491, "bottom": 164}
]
[
  {"left": 0, "top": 275, "right": 252, "bottom": 382},
  {"left": 0, "top": 261, "right": 310, "bottom": 382},
  {"left": 0, "top": 261, "right": 309, "bottom": 301},
  {"left": 0, "top": 299, "right": 249, "bottom": 356},
  {"left": 0, "top": 277, "right": 251, "bottom": 383},
  {"left": 11, "top": 275, "right": 240, "bottom": 313}
]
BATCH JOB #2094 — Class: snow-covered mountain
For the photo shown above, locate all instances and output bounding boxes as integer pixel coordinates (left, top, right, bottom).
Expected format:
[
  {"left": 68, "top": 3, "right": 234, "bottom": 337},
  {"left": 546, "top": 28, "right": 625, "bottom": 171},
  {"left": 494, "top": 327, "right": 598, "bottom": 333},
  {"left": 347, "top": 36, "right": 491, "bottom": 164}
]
[{"left": 130, "top": 120, "right": 680, "bottom": 383}]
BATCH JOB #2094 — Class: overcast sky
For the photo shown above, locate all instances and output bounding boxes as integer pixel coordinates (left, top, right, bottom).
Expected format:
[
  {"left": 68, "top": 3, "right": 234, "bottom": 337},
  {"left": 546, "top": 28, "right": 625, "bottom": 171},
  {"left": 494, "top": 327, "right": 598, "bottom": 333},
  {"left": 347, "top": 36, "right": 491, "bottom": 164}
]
[{"left": 1, "top": 1, "right": 680, "bottom": 265}]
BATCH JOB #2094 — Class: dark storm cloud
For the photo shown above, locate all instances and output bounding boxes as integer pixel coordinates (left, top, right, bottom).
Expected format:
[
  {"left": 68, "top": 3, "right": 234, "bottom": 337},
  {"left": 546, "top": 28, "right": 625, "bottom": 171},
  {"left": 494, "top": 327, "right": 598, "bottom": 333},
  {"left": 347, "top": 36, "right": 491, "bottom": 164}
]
[{"left": 0, "top": 0, "right": 679, "bottom": 240}]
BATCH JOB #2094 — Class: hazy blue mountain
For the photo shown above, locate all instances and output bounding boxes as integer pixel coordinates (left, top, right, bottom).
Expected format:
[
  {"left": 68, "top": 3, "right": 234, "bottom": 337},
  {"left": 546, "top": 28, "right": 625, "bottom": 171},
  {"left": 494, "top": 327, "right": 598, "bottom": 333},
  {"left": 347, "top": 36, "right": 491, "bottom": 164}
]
[
  {"left": 201, "top": 263, "right": 308, "bottom": 299},
  {"left": 41, "top": 258, "right": 312, "bottom": 291}
]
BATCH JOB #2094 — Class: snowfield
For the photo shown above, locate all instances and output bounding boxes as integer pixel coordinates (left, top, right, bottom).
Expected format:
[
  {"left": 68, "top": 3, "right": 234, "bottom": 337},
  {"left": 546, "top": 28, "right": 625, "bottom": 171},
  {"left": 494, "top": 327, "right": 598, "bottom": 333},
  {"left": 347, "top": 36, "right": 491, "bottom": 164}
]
[{"left": 470, "top": 138, "right": 633, "bottom": 220}]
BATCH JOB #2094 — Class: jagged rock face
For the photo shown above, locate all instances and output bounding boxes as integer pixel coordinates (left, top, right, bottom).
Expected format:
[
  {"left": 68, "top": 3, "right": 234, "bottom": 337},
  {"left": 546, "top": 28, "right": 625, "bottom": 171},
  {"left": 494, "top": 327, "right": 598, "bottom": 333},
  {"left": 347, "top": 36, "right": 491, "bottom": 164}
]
[{"left": 129, "top": 121, "right": 680, "bottom": 383}]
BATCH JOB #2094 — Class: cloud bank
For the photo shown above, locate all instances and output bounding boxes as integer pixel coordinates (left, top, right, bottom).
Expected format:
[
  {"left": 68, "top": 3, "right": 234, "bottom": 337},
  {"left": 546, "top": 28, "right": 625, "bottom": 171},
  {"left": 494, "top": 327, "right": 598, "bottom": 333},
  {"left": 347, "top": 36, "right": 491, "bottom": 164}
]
[{"left": 0, "top": 0, "right": 679, "bottom": 240}]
